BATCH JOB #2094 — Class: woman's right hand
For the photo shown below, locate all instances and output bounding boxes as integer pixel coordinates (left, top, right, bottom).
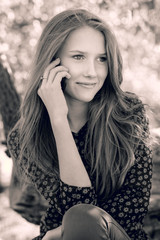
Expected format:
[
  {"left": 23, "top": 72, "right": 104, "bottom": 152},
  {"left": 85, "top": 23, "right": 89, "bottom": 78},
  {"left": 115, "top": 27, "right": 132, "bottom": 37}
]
[{"left": 38, "top": 58, "right": 71, "bottom": 123}]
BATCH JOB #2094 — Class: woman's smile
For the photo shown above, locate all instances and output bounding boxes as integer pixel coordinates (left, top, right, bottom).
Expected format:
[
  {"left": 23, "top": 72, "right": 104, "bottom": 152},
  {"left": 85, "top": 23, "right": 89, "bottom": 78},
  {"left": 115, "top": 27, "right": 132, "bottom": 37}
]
[{"left": 76, "top": 82, "right": 97, "bottom": 89}]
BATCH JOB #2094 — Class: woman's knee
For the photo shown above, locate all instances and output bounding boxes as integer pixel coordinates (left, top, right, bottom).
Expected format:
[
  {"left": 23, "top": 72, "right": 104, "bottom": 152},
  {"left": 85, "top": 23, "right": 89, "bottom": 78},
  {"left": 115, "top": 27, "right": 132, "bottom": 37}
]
[
  {"left": 63, "top": 203, "right": 104, "bottom": 227},
  {"left": 62, "top": 204, "right": 109, "bottom": 240},
  {"left": 61, "top": 204, "right": 131, "bottom": 240}
]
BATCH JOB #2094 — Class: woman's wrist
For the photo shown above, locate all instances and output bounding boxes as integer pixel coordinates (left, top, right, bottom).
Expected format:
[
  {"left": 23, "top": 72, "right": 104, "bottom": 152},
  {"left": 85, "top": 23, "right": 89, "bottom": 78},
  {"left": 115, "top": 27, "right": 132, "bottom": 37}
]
[{"left": 50, "top": 116, "right": 69, "bottom": 130}]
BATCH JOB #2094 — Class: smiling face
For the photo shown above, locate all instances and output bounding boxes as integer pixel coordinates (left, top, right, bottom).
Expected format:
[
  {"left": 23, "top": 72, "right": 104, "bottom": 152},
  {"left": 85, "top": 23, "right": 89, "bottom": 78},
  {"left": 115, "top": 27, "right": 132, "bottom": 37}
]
[{"left": 58, "top": 26, "right": 108, "bottom": 105}]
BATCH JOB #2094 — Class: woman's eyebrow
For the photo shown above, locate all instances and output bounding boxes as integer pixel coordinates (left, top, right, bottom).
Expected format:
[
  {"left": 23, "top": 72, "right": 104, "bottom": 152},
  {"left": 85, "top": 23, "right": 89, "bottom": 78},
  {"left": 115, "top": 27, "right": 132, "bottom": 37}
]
[
  {"left": 69, "top": 50, "right": 106, "bottom": 55},
  {"left": 69, "top": 50, "right": 86, "bottom": 54}
]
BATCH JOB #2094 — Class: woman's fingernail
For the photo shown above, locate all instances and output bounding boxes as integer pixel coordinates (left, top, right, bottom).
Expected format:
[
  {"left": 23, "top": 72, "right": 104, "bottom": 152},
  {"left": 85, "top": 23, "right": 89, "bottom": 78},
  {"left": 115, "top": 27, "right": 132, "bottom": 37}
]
[{"left": 67, "top": 73, "right": 71, "bottom": 78}]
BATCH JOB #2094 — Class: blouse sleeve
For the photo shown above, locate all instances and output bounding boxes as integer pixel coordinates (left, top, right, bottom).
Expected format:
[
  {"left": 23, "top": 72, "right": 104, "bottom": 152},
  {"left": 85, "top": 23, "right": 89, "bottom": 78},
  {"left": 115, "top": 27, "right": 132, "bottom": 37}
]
[
  {"left": 7, "top": 129, "right": 97, "bottom": 215},
  {"left": 7, "top": 128, "right": 59, "bottom": 196},
  {"left": 53, "top": 180, "right": 97, "bottom": 214}
]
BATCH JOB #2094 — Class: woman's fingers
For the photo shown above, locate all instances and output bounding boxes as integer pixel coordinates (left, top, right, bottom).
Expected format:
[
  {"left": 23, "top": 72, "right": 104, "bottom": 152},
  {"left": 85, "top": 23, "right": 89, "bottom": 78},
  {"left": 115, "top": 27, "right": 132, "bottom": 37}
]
[
  {"left": 43, "top": 58, "right": 60, "bottom": 79},
  {"left": 46, "top": 67, "right": 70, "bottom": 85},
  {"left": 48, "top": 70, "right": 71, "bottom": 86},
  {"left": 42, "top": 58, "right": 68, "bottom": 81},
  {"left": 37, "top": 58, "right": 70, "bottom": 118},
  {"left": 41, "top": 59, "right": 70, "bottom": 86},
  {"left": 38, "top": 70, "right": 71, "bottom": 97},
  {"left": 38, "top": 58, "right": 71, "bottom": 103}
]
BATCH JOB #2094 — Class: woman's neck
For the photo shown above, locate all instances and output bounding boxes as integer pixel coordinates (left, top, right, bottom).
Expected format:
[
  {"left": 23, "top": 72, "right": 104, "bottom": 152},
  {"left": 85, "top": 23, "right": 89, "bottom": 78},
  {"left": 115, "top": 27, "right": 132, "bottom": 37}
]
[{"left": 66, "top": 100, "right": 89, "bottom": 133}]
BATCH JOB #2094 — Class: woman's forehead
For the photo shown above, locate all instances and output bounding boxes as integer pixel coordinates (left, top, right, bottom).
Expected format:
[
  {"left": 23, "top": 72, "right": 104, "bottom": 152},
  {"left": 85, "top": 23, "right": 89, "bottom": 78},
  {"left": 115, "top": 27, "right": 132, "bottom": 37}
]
[{"left": 61, "top": 26, "right": 106, "bottom": 54}]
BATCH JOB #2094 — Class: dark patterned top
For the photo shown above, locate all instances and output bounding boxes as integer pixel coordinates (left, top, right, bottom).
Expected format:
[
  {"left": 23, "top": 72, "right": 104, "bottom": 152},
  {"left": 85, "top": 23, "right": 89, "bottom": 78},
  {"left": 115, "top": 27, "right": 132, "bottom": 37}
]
[{"left": 7, "top": 98, "right": 152, "bottom": 240}]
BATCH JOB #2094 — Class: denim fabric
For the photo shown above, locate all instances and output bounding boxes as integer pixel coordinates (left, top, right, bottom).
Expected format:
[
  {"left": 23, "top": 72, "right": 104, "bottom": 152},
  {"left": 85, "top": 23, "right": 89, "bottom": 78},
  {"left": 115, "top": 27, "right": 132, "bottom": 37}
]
[{"left": 61, "top": 204, "right": 131, "bottom": 240}]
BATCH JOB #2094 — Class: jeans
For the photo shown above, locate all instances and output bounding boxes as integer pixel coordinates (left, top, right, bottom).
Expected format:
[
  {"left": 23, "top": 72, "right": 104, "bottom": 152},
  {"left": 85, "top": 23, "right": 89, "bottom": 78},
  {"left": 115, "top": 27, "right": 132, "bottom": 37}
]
[{"left": 61, "top": 204, "right": 131, "bottom": 240}]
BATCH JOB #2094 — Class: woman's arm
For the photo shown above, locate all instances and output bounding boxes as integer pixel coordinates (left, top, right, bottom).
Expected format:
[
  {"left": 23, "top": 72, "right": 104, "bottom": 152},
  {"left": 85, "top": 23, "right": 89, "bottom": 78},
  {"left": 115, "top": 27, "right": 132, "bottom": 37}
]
[
  {"left": 38, "top": 59, "right": 91, "bottom": 187},
  {"left": 51, "top": 118, "right": 91, "bottom": 187}
]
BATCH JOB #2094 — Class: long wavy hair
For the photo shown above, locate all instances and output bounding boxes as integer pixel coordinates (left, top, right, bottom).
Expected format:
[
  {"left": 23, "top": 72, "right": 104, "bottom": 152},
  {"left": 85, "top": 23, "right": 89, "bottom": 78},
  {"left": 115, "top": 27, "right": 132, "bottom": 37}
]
[{"left": 13, "top": 9, "right": 146, "bottom": 199}]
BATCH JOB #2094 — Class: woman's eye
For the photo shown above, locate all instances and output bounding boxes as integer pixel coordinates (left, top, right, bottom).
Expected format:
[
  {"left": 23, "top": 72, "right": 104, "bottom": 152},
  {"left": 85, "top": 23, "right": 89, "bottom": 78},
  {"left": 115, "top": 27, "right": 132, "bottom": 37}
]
[
  {"left": 73, "top": 55, "right": 84, "bottom": 60},
  {"left": 98, "top": 56, "right": 107, "bottom": 63}
]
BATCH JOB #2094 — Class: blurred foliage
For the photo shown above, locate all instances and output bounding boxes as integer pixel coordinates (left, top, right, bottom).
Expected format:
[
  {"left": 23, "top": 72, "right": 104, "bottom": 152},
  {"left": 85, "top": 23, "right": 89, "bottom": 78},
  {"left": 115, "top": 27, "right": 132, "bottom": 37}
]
[{"left": 0, "top": 0, "right": 160, "bottom": 133}]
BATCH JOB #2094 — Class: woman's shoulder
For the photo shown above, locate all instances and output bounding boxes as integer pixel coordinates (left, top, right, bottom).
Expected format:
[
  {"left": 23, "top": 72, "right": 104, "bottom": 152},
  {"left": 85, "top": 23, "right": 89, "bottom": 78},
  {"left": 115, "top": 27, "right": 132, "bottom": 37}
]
[
  {"left": 124, "top": 92, "right": 150, "bottom": 140},
  {"left": 8, "top": 128, "right": 19, "bottom": 141},
  {"left": 124, "top": 91, "right": 144, "bottom": 108},
  {"left": 123, "top": 92, "right": 147, "bottom": 119}
]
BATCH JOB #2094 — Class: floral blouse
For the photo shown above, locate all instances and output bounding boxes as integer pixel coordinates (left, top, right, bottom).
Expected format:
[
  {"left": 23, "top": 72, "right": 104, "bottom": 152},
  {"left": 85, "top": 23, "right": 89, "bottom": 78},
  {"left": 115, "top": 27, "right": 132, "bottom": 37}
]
[{"left": 7, "top": 98, "right": 152, "bottom": 240}]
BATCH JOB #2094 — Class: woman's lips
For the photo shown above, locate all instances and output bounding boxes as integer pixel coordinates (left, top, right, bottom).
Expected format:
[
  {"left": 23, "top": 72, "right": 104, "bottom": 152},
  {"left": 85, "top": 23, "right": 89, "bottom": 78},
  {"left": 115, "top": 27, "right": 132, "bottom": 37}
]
[{"left": 76, "top": 82, "right": 96, "bottom": 88}]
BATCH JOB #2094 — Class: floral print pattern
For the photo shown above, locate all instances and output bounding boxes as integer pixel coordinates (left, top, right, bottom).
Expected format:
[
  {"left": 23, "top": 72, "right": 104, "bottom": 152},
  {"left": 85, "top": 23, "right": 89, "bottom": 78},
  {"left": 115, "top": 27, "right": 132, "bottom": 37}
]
[{"left": 7, "top": 97, "right": 152, "bottom": 240}]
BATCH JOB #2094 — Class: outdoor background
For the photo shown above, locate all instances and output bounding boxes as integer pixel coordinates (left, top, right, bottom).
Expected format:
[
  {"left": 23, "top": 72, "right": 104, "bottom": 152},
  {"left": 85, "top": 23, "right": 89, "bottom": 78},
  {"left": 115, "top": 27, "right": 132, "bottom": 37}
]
[{"left": 0, "top": 0, "right": 160, "bottom": 239}]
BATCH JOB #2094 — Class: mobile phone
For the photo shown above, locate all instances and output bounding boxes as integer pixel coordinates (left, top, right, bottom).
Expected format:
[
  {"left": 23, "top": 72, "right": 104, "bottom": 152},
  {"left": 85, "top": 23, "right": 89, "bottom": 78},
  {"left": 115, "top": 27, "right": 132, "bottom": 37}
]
[
  {"left": 50, "top": 57, "right": 67, "bottom": 91},
  {"left": 61, "top": 77, "right": 66, "bottom": 91}
]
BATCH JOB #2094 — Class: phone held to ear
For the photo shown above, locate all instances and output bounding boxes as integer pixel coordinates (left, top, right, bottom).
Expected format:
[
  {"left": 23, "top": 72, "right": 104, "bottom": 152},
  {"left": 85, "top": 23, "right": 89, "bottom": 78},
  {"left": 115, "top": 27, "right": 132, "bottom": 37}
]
[
  {"left": 50, "top": 58, "right": 67, "bottom": 91},
  {"left": 61, "top": 78, "right": 66, "bottom": 91}
]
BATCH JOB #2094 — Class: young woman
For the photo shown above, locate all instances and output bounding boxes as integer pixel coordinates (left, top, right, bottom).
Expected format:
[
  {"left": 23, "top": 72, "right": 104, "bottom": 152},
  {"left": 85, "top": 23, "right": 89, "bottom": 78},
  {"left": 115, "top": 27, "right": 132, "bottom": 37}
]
[{"left": 7, "top": 9, "right": 152, "bottom": 240}]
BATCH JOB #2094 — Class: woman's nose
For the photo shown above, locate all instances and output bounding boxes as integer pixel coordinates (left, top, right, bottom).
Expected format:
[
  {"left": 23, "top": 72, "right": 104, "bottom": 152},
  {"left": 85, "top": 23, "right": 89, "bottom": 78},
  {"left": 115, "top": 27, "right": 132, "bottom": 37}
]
[{"left": 83, "top": 60, "right": 97, "bottom": 78}]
